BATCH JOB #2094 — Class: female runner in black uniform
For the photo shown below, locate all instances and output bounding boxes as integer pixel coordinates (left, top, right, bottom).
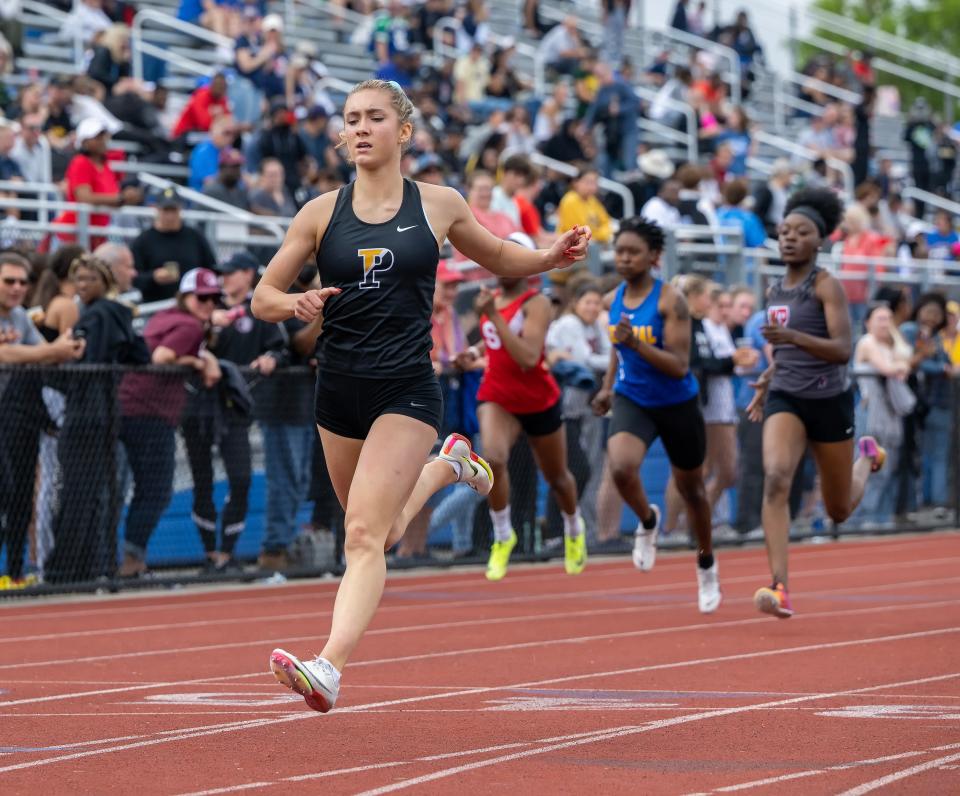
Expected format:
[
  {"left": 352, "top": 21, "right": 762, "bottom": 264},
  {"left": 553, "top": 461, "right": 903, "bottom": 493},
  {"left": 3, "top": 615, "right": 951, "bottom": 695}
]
[
  {"left": 251, "top": 79, "right": 591, "bottom": 712},
  {"left": 748, "top": 188, "right": 884, "bottom": 619}
]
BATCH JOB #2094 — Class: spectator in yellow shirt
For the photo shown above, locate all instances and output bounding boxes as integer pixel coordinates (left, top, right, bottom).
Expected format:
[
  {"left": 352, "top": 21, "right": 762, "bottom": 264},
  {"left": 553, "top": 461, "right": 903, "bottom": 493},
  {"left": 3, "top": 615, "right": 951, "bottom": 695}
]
[
  {"left": 944, "top": 301, "right": 960, "bottom": 365},
  {"left": 557, "top": 168, "right": 612, "bottom": 245}
]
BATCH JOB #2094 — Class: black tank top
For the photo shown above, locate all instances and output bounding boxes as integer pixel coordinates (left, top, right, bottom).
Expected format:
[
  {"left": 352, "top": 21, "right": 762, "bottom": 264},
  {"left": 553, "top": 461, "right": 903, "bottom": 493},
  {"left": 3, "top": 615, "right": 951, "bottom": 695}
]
[{"left": 314, "top": 178, "right": 440, "bottom": 378}]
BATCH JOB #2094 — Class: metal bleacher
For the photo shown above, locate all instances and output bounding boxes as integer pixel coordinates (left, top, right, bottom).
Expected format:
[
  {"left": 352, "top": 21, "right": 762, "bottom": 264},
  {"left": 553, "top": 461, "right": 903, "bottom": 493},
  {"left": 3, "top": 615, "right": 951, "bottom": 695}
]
[{"left": 10, "top": 0, "right": 959, "bottom": 206}]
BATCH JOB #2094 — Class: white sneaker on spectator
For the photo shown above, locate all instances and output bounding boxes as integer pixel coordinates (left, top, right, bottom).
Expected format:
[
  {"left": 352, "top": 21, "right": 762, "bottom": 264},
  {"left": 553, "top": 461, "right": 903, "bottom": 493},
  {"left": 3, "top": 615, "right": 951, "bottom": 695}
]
[
  {"left": 697, "top": 560, "right": 722, "bottom": 613},
  {"left": 632, "top": 505, "right": 660, "bottom": 572}
]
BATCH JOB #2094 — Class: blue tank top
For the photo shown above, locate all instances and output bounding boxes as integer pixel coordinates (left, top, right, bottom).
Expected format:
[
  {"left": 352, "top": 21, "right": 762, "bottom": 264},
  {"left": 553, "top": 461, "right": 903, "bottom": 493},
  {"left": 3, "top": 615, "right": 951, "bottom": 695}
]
[{"left": 609, "top": 279, "right": 699, "bottom": 408}]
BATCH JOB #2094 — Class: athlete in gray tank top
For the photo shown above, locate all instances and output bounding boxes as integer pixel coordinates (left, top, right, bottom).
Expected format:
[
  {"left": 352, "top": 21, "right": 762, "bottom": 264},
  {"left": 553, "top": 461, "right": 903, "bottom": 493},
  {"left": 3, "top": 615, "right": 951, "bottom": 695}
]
[
  {"left": 746, "top": 188, "right": 886, "bottom": 622},
  {"left": 766, "top": 265, "right": 848, "bottom": 397}
]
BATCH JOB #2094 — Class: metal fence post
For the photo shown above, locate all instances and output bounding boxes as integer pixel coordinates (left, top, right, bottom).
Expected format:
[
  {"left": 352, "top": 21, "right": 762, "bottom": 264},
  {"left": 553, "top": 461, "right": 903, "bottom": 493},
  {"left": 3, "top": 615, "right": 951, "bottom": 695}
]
[
  {"left": 662, "top": 230, "right": 678, "bottom": 282},
  {"left": 77, "top": 205, "right": 90, "bottom": 249}
]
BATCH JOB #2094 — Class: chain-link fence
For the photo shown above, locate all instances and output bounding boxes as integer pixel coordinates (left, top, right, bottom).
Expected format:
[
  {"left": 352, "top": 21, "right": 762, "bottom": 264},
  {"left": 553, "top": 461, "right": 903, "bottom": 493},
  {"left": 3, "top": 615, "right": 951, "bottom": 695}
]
[{"left": 1, "top": 364, "right": 957, "bottom": 596}]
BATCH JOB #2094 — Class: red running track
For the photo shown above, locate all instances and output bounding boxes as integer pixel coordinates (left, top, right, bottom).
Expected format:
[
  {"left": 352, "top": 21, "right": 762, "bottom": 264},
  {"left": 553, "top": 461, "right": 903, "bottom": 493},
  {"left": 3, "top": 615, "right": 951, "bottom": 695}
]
[{"left": 1, "top": 532, "right": 960, "bottom": 795}]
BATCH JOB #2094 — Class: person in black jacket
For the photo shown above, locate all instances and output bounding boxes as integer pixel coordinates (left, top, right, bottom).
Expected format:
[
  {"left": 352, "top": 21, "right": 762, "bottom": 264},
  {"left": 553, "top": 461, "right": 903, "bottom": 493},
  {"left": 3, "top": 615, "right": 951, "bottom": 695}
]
[
  {"left": 182, "top": 250, "right": 285, "bottom": 572},
  {"left": 44, "top": 253, "right": 149, "bottom": 584},
  {"left": 130, "top": 188, "right": 218, "bottom": 303},
  {"left": 86, "top": 24, "right": 131, "bottom": 96}
]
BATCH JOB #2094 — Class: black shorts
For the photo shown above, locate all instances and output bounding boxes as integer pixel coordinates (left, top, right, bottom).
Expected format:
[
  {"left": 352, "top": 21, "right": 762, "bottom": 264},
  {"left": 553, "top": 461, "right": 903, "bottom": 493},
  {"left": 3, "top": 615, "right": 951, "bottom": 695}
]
[
  {"left": 480, "top": 399, "right": 564, "bottom": 437},
  {"left": 608, "top": 393, "right": 706, "bottom": 471},
  {"left": 315, "top": 369, "right": 443, "bottom": 440},
  {"left": 764, "top": 388, "right": 855, "bottom": 443}
]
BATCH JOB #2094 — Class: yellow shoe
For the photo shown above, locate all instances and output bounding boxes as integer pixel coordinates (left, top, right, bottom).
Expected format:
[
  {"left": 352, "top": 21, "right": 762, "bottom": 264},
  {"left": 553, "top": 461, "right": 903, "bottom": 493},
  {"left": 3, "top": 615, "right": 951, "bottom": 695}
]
[
  {"left": 486, "top": 530, "right": 517, "bottom": 581},
  {"left": 564, "top": 526, "right": 587, "bottom": 575}
]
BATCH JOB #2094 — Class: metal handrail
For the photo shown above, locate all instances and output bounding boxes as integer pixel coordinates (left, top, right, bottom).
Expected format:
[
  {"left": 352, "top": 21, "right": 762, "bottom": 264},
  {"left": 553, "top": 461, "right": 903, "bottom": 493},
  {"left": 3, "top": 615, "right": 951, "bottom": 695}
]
[
  {"left": 800, "top": 32, "right": 960, "bottom": 116},
  {"left": 136, "top": 172, "right": 289, "bottom": 239},
  {"left": 131, "top": 8, "right": 233, "bottom": 82},
  {"left": 526, "top": 152, "right": 634, "bottom": 218},
  {"left": 634, "top": 85, "right": 697, "bottom": 161},
  {"left": 643, "top": 25, "right": 742, "bottom": 106},
  {"left": 901, "top": 187, "right": 960, "bottom": 220},
  {"left": 753, "top": 129, "right": 855, "bottom": 197},
  {"left": 22, "top": 0, "right": 82, "bottom": 66},
  {"left": 805, "top": 6, "right": 960, "bottom": 81}
]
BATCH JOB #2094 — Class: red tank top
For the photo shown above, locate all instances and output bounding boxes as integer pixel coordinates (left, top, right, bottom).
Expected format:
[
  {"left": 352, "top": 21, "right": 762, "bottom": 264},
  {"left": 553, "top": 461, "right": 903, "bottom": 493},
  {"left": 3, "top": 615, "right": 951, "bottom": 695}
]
[{"left": 476, "top": 288, "right": 560, "bottom": 415}]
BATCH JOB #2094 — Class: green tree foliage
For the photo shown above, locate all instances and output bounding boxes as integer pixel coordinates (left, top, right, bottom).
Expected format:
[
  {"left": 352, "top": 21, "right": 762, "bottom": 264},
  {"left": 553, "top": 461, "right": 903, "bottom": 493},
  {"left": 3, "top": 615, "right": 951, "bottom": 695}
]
[{"left": 804, "top": 0, "right": 959, "bottom": 116}]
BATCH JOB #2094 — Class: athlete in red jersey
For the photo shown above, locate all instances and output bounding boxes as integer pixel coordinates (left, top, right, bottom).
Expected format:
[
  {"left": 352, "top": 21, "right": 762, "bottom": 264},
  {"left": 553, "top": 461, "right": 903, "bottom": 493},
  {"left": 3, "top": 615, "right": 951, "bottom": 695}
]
[{"left": 457, "top": 261, "right": 586, "bottom": 580}]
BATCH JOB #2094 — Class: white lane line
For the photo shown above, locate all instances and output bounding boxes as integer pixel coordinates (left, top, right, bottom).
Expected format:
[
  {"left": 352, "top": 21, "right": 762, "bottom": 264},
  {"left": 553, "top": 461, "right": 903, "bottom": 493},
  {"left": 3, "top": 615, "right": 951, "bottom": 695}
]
[
  {"left": 8, "top": 549, "right": 944, "bottom": 643},
  {"left": 2, "top": 623, "right": 958, "bottom": 775},
  {"left": 5, "top": 565, "right": 957, "bottom": 671},
  {"left": 0, "top": 596, "right": 956, "bottom": 709},
  {"left": 1, "top": 535, "right": 948, "bottom": 624},
  {"left": 685, "top": 742, "right": 960, "bottom": 793},
  {"left": 8, "top": 564, "right": 960, "bottom": 646},
  {"left": 836, "top": 748, "right": 960, "bottom": 795},
  {"left": 0, "top": 556, "right": 710, "bottom": 624},
  {"left": 176, "top": 726, "right": 677, "bottom": 796},
  {"left": 353, "top": 673, "right": 960, "bottom": 796}
]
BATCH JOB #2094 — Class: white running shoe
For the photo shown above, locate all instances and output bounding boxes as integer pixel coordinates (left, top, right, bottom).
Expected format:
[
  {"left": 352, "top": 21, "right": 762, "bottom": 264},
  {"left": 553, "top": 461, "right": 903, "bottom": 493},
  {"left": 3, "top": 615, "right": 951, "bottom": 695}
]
[
  {"left": 697, "top": 560, "right": 722, "bottom": 613},
  {"left": 269, "top": 648, "right": 340, "bottom": 713},
  {"left": 632, "top": 505, "right": 660, "bottom": 572},
  {"left": 439, "top": 433, "right": 493, "bottom": 496}
]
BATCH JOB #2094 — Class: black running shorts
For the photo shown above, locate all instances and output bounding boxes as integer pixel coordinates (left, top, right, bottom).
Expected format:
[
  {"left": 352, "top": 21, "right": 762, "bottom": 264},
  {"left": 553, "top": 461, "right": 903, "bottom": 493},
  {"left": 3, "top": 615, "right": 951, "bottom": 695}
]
[
  {"left": 480, "top": 399, "right": 564, "bottom": 437},
  {"left": 314, "top": 369, "right": 443, "bottom": 439},
  {"left": 608, "top": 393, "right": 707, "bottom": 471},
  {"left": 764, "top": 388, "right": 855, "bottom": 443}
]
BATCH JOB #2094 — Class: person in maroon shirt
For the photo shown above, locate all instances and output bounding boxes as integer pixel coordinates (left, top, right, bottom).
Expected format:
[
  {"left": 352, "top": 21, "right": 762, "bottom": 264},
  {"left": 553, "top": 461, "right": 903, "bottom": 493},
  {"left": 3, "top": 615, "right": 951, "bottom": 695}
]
[{"left": 117, "top": 267, "right": 222, "bottom": 577}]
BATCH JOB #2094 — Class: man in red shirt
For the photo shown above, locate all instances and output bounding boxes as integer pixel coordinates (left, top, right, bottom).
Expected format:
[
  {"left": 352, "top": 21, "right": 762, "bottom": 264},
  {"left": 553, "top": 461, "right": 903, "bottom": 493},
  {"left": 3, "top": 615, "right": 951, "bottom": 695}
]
[{"left": 172, "top": 73, "right": 231, "bottom": 138}]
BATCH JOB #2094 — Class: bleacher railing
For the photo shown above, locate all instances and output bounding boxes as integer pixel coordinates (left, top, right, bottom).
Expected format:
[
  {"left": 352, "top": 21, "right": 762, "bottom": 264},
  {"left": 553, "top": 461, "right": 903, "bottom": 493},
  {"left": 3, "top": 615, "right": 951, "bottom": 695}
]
[{"left": 130, "top": 8, "right": 234, "bottom": 83}]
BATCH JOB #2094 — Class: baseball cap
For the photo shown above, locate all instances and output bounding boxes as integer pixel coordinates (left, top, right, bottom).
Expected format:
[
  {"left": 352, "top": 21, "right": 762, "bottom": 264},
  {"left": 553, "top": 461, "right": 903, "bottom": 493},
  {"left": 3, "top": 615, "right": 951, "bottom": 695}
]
[
  {"left": 262, "top": 13, "right": 284, "bottom": 32},
  {"left": 220, "top": 250, "right": 259, "bottom": 274},
  {"left": 218, "top": 147, "right": 245, "bottom": 166},
  {"left": 436, "top": 260, "right": 465, "bottom": 284},
  {"left": 75, "top": 117, "right": 108, "bottom": 146},
  {"left": 179, "top": 267, "right": 221, "bottom": 297},
  {"left": 413, "top": 153, "right": 444, "bottom": 175},
  {"left": 158, "top": 187, "right": 181, "bottom": 209}
]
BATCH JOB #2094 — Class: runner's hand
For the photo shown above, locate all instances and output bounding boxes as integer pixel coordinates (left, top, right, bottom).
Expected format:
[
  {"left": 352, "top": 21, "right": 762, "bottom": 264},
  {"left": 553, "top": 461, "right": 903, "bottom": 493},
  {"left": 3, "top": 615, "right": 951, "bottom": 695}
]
[
  {"left": 746, "top": 369, "right": 773, "bottom": 423},
  {"left": 613, "top": 316, "right": 635, "bottom": 347},
  {"left": 591, "top": 388, "right": 612, "bottom": 416},
  {"left": 474, "top": 287, "right": 496, "bottom": 317},
  {"left": 544, "top": 225, "right": 591, "bottom": 269},
  {"left": 294, "top": 287, "right": 341, "bottom": 323}
]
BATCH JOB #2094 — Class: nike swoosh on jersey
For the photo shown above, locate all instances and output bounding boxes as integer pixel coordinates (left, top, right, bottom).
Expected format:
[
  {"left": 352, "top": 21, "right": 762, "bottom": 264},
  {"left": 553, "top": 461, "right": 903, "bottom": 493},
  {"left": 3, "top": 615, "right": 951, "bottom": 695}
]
[{"left": 397, "top": 225, "right": 418, "bottom": 232}]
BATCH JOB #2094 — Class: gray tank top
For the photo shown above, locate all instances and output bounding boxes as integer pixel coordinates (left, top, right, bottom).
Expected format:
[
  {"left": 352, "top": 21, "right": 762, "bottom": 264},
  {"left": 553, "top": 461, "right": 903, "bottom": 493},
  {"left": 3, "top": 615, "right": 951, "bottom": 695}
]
[{"left": 767, "top": 266, "right": 848, "bottom": 398}]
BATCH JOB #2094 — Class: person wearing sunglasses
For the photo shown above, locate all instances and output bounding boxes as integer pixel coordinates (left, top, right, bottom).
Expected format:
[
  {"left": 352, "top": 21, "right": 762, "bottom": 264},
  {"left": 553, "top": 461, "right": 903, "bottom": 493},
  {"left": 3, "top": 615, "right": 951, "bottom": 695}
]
[
  {"left": 0, "top": 252, "right": 85, "bottom": 586},
  {"left": 116, "top": 267, "right": 222, "bottom": 578}
]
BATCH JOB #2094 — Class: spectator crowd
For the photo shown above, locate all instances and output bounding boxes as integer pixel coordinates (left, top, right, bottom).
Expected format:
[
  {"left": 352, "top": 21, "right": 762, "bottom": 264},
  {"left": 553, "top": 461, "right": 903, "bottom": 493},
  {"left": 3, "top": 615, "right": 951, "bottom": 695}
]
[{"left": 0, "top": 0, "right": 958, "bottom": 588}]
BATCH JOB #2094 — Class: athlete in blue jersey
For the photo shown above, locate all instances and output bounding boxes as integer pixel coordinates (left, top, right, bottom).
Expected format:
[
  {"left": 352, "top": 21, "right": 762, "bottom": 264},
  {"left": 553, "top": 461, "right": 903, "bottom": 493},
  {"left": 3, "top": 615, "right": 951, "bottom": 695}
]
[{"left": 592, "top": 218, "right": 721, "bottom": 613}]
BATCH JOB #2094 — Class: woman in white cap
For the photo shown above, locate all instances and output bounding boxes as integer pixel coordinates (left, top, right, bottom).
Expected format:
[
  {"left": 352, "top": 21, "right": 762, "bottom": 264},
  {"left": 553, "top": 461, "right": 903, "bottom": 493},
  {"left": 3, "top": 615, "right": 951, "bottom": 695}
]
[
  {"left": 252, "top": 79, "right": 590, "bottom": 712},
  {"left": 52, "top": 118, "right": 140, "bottom": 249}
]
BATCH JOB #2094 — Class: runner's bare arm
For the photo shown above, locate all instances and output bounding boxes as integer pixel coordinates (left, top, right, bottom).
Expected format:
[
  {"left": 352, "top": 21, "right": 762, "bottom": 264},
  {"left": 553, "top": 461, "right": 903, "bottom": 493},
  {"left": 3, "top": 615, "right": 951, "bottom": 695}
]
[
  {"left": 486, "top": 293, "right": 553, "bottom": 370},
  {"left": 433, "top": 187, "right": 590, "bottom": 277},
  {"left": 252, "top": 193, "right": 337, "bottom": 322}
]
